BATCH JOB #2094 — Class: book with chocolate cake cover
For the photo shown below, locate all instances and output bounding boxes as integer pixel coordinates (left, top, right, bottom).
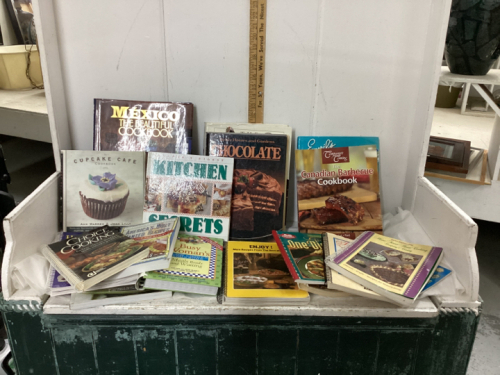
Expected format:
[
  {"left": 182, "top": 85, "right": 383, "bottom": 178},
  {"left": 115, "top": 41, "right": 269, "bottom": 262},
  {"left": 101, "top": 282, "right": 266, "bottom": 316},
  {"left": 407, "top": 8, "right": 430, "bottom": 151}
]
[
  {"left": 329, "top": 231, "right": 443, "bottom": 306},
  {"left": 272, "top": 231, "right": 325, "bottom": 285},
  {"left": 94, "top": 99, "right": 193, "bottom": 154},
  {"left": 207, "top": 132, "right": 288, "bottom": 240},
  {"left": 323, "top": 232, "right": 392, "bottom": 303},
  {"left": 224, "top": 241, "right": 309, "bottom": 305},
  {"left": 205, "top": 123, "right": 293, "bottom": 225},
  {"left": 63, "top": 150, "right": 146, "bottom": 232},
  {"left": 138, "top": 234, "right": 223, "bottom": 296},
  {"left": 143, "top": 153, "right": 234, "bottom": 240},
  {"left": 295, "top": 137, "right": 382, "bottom": 239},
  {"left": 41, "top": 226, "right": 150, "bottom": 292}
]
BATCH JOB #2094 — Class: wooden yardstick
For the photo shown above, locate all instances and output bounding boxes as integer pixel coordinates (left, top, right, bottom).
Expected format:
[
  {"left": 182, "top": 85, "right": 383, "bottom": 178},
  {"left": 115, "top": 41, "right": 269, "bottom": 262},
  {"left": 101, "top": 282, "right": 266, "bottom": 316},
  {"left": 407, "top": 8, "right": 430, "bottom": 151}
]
[{"left": 248, "top": 0, "right": 267, "bottom": 123}]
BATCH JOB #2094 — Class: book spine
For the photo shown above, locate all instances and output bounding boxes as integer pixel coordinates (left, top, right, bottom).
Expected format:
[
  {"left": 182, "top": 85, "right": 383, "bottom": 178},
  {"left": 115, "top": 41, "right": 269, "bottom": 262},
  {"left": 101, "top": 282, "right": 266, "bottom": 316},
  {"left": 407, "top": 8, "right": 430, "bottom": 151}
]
[
  {"left": 322, "top": 233, "right": 333, "bottom": 285},
  {"left": 93, "top": 99, "right": 100, "bottom": 151},
  {"left": 272, "top": 231, "right": 301, "bottom": 281},
  {"left": 404, "top": 247, "right": 443, "bottom": 298},
  {"left": 333, "top": 231, "right": 374, "bottom": 264}
]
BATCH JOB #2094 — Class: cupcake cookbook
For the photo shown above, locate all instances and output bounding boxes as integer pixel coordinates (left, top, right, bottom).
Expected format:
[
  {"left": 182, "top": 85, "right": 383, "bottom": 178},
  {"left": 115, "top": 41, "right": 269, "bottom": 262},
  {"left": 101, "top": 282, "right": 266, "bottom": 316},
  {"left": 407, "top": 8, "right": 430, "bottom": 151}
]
[{"left": 63, "top": 150, "right": 146, "bottom": 231}]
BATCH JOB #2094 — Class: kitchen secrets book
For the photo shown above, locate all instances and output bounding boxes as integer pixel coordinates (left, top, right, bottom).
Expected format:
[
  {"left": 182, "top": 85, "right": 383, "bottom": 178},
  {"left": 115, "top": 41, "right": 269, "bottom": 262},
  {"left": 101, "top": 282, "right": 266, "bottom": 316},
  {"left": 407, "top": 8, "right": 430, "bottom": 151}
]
[
  {"left": 330, "top": 231, "right": 443, "bottom": 306},
  {"left": 295, "top": 137, "right": 382, "bottom": 239},
  {"left": 41, "top": 226, "right": 150, "bottom": 291},
  {"left": 63, "top": 150, "right": 145, "bottom": 231},
  {"left": 138, "top": 234, "right": 223, "bottom": 295},
  {"left": 272, "top": 231, "right": 325, "bottom": 285},
  {"left": 143, "top": 153, "right": 234, "bottom": 240},
  {"left": 94, "top": 99, "right": 193, "bottom": 153},
  {"left": 206, "top": 132, "right": 288, "bottom": 240}
]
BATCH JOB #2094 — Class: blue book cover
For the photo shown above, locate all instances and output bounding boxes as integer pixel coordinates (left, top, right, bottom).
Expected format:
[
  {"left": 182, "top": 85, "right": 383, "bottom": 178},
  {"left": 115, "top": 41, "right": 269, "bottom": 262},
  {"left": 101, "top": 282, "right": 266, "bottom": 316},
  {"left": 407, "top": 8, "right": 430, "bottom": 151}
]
[
  {"left": 423, "top": 265, "right": 452, "bottom": 291},
  {"left": 297, "top": 136, "right": 379, "bottom": 150}
]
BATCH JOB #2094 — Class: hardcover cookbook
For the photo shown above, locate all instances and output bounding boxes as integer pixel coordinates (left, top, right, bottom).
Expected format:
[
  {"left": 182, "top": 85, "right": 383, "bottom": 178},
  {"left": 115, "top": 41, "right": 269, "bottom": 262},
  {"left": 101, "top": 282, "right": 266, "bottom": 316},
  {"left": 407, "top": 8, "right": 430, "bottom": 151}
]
[
  {"left": 272, "top": 231, "right": 326, "bottom": 285},
  {"left": 143, "top": 153, "right": 234, "bottom": 240},
  {"left": 41, "top": 226, "right": 150, "bottom": 291},
  {"left": 207, "top": 132, "right": 288, "bottom": 240},
  {"left": 63, "top": 150, "right": 146, "bottom": 231},
  {"left": 138, "top": 234, "right": 224, "bottom": 295},
  {"left": 94, "top": 99, "right": 193, "bottom": 153},
  {"left": 296, "top": 136, "right": 382, "bottom": 239}
]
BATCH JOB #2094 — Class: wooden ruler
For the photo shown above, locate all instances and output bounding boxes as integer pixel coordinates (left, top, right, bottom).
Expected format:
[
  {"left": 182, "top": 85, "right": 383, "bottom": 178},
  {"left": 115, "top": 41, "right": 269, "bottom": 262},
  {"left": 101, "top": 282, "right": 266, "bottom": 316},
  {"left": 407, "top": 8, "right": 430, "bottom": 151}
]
[{"left": 248, "top": 0, "right": 267, "bottom": 123}]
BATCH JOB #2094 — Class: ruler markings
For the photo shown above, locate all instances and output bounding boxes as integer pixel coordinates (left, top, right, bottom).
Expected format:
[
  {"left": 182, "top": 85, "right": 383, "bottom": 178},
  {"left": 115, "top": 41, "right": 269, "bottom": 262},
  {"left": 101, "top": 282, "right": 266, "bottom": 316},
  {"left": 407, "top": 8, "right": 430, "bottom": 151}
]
[{"left": 248, "top": 0, "right": 266, "bottom": 123}]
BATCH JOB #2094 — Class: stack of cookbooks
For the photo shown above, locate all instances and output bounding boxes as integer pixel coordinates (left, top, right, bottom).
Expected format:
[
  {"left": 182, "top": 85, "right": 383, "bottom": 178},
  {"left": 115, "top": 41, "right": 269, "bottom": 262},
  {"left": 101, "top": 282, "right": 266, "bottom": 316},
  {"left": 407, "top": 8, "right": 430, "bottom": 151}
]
[
  {"left": 274, "top": 230, "right": 447, "bottom": 307},
  {"left": 43, "top": 220, "right": 181, "bottom": 310}
]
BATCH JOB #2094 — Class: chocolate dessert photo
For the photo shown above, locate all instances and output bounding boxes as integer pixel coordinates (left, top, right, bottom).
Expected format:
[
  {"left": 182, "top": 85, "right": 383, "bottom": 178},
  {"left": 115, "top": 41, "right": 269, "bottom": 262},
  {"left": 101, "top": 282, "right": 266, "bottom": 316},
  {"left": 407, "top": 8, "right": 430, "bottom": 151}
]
[{"left": 207, "top": 132, "right": 288, "bottom": 240}]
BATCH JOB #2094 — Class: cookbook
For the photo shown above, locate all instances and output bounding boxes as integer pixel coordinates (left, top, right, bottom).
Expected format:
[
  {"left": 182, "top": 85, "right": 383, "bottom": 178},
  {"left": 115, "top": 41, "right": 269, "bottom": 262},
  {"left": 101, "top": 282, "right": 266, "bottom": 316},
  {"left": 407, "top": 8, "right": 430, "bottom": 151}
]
[
  {"left": 295, "top": 137, "right": 382, "bottom": 239},
  {"left": 41, "top": 226, "right": 150, "bottom": 291},
  {"left": 329, "top": 231, "right": 443, "bottom": 306},
  {"left": 138, "top": 234, "right": 223, "bottom": 295},
  {"left": 207, "top": 132, "right": 288, "bottom": 240},
  {"left": 94, "top": 99, "right": 193, "bottom": 153},
  {"left": 63, "top": 150, "right": 145, "bottom": 231},
  {"left": 143, "top": 153, "right": 234, "bottom": 240}
]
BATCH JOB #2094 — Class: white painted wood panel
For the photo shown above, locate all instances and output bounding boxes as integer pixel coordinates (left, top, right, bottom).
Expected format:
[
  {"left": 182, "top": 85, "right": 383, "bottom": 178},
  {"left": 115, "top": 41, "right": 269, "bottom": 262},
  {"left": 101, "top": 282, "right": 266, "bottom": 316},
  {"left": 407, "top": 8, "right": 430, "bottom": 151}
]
[{"left": 8, "top": 0, "right": 479, "bottom": 308}]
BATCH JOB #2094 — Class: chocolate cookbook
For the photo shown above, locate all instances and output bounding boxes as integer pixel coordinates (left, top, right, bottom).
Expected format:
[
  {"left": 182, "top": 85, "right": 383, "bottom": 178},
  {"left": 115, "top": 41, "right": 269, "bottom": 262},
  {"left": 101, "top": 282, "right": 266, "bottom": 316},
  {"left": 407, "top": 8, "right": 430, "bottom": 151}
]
[
  {"left": 295, "top": 137, "right": 382, "bottom": 239},
  {"left": 63, "top": 150, "right": 145, "bottom": 231},
  {"left": 94, "top": 99, "right": 193, "bottom": 153},
  {"left": 143, "top": 153, "right": 234, "bottom": 240},
  {"left": 206, "top": 133, "right": 288, "bottom": 240}
]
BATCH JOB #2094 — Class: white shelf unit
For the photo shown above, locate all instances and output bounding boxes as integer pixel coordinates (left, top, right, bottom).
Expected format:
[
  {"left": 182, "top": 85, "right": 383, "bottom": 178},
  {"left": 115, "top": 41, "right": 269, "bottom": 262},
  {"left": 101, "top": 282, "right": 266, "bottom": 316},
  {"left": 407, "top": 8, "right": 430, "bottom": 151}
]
[
  {"left": 0, "top": 0, "right": 480, "bottom": 313},
  {"left": 0, "top": 89, "right": 50, "bottom": 142},
  {"left": 428, "top": 67, "right": 500, "bottom": 222}
]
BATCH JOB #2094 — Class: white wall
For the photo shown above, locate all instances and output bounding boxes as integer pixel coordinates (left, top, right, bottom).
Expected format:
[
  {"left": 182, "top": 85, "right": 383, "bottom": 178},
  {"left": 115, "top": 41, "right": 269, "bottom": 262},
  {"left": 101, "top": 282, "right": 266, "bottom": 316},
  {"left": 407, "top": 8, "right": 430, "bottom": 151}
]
[{"left": 38, "top": 0, "right": 451, "bottom": 222}]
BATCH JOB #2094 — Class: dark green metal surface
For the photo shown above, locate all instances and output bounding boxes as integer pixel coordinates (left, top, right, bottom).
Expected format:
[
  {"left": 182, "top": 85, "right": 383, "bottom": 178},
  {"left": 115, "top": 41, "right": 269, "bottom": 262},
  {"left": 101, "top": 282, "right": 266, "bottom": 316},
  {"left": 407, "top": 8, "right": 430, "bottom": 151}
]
[{"left": 0, "top": 298, "right": 480, "bottom": 375}]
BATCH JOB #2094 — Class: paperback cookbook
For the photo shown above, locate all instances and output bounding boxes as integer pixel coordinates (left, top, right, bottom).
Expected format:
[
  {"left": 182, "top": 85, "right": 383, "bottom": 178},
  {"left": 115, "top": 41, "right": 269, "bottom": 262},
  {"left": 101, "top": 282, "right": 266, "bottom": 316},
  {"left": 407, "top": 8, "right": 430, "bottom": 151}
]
[
  {"left": 94, "top": 99, "right": 193, "bottom": 153},
  {"left": 143, "top": 153, "right": 234, "bottom": 240},
  {"left": 323, "top": 232, "right": 390, "bottom": 302},
  {"left": 138, "top": 234, "right": 223, "bottom": 295},
  {"left": 62, "top": 150, "right": 145, "bottom": 231},
  {"left": 329, "top": 231, "right": 443, "bottom": 306},
  {"left": 41, "top": 226, "right": 150, "bottom": 291},
  {"left": 207, "top": 132, "right": 288, "bottom": 240},
  {"left": 272, "top": 231, "right": 325, "bottom": 285},
  {"left": 110, "top": 219, "right": 181, "bottom": 279},
  {"left": 224, "top": 241, "right": 309, "bottom": 305},
  {"left": 296, "top": 136, "right": 382, "bottom": 239}
]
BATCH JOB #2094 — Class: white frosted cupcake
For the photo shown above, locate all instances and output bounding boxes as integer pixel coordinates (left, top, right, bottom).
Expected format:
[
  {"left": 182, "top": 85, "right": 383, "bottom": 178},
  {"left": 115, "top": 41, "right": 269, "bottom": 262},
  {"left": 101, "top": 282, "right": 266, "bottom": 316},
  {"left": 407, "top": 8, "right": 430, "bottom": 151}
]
[{"left": 79, "top": 172, "right": 129, "bottom": 220}]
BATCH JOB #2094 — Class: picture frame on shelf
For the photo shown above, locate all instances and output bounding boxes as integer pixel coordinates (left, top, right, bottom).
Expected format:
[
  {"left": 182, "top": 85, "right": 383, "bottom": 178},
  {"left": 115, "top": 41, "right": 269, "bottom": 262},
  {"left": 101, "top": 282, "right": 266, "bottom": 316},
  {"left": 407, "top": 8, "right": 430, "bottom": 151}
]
[{"left": 425, "top": 136, "right": 471, "bottom": 174}]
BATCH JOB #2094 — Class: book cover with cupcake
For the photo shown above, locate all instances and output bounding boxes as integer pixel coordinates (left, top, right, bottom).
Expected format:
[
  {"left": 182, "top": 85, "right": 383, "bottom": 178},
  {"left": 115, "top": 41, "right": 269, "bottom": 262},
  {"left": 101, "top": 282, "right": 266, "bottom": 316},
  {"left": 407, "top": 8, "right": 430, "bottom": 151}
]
[{"left": 63, "top": 150, "right": 145, "bottom": 231}]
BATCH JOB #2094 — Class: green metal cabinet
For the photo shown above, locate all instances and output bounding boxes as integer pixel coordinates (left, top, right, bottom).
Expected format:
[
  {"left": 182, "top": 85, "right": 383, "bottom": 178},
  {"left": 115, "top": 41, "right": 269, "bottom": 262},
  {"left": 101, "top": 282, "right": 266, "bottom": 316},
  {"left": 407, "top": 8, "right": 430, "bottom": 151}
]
[{"left": 0, "top": 297, "right": 480, "bottom": 375}]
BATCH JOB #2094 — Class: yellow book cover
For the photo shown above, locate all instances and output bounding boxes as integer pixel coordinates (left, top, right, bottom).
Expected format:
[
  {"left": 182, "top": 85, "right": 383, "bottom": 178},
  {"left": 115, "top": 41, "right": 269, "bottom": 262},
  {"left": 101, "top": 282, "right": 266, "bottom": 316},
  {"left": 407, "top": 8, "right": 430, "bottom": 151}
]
[{"left": 226, "top": 241, "right": 309, "bottom": 298}]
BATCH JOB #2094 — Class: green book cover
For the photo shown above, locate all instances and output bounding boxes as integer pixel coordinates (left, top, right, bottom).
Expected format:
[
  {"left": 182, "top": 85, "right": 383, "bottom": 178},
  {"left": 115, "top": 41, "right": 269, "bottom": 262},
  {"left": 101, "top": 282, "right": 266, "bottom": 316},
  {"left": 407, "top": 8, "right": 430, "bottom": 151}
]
[{"left": 142, "top": 234, "right": 223, "bottom": 288}]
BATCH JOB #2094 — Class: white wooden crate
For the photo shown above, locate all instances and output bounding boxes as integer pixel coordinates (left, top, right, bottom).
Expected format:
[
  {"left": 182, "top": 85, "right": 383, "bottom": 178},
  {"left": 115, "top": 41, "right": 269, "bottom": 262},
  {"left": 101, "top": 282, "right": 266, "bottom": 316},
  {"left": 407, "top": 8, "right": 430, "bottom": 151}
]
[{"left": 1, "top": 0, "right": 480, "bottom": 314}]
